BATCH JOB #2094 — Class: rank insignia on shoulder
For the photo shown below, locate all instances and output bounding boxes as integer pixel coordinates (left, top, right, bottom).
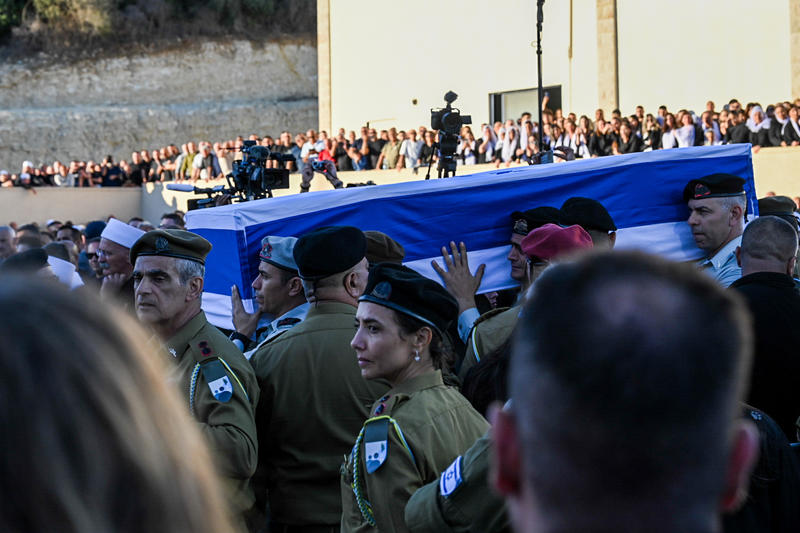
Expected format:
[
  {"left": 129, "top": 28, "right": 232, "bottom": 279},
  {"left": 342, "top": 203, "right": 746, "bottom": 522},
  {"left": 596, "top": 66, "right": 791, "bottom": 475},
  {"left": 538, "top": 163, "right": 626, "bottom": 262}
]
[
  {"left": 276, "top": 317, "right": 301, "bottom": 328},
  {"left": 364, "top": 417, "right": 389, "bottom": 473},
  {"left": 439, "top": 455, "right": 463, "bottom": 498},
  {"left": 201, "top": 359, "right": 233, "bottom": 402}
]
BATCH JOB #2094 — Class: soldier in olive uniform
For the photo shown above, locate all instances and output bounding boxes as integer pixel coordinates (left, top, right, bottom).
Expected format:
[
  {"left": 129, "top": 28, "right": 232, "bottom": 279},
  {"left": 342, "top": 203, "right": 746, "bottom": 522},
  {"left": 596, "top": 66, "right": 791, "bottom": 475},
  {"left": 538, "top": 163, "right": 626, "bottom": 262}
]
[
  {"left": 404, "top": 433, "right": 510, "bottom": 533},
  {"left": 341, "top": 263, "right": 488, "bottom": 533},
  {"left": 440, "top": 207, "right": 560, "bottom": 380},
  {"left": 250, "top": 226, "right": 390, "bottom": 533},
  {"left": 131, "top": 229, "right": 260, "bottom": 531}
]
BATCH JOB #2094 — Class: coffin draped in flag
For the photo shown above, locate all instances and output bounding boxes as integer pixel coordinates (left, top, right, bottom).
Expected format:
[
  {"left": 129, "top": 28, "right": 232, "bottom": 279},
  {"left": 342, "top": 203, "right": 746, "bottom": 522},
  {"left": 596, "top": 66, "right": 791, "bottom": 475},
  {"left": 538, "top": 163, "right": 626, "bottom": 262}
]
[{"left": 186, "top": 145, "right": 757, "bottom": 329}]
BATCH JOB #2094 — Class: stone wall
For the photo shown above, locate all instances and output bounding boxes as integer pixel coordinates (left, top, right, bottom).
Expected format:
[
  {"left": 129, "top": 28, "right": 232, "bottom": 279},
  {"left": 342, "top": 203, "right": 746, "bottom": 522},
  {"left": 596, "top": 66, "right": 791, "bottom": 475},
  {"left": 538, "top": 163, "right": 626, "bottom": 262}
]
[{"left": 0, "top": 39, "right": 318, "bottom": 171}]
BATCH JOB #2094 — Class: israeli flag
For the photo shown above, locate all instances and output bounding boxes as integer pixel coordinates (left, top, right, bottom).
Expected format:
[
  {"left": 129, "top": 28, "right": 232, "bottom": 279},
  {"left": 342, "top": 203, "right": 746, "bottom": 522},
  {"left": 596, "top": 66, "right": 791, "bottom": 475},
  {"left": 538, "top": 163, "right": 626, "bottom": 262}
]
[{"left": 187, "top": 145, "right": 757, "bottom": 329}]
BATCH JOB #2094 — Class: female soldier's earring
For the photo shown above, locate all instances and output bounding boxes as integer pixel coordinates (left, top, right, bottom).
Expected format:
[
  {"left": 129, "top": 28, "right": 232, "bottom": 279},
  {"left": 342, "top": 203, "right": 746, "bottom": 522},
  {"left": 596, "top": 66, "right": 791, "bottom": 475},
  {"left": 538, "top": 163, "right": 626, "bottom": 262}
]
[{"left": 414, "top": 350, "right": 421, "bottom": 362}]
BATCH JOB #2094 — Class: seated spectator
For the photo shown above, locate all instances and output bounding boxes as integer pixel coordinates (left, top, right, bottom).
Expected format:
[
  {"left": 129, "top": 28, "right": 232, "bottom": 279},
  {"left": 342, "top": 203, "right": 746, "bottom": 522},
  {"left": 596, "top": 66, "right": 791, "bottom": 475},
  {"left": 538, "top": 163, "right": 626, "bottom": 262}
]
[
  {"left": 674, "top": 112, "right": 696, "bottom": 147},
  {"left": 478, "top": 125, "right": 497, "bottom": 164},
  {"left": 661, "top": 113, "right": 678, "bottom": 149},
  {"left": 726, "top": 110, "right": 751, "bottom": 144},
  {"left": 642, "top": 113, "right": 662, "bottom": 150},
  {"left": 747, "top": 105, "right": 771, "bottom": 149},
  {"left": 784, "top": 107, "right": 800, "bottom": 146},
  {"left": 457, "top": 131, "right": 478, "bottom": 165},
  {"left": 0, "top": 277, "right": 234, "bottom": 533},
  {"left": 769, "top": 105, "right": 789, "bottom": 147},
  {"left": 399, "top": 129, "right": 423, "bottom": 169},
  {"left": 614, "top": 122, "right": 643, "bottom": 154}
]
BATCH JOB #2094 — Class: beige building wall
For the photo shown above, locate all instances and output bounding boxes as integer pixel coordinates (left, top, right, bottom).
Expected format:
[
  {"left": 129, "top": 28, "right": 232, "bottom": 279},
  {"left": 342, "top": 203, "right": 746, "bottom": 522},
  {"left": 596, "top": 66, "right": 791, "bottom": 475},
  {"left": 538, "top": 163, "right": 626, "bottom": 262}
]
[
  {"left": 326, "top": 0, "right": 796, "bottom": 127},
  {"left": 616, "top": 0, "right": 792, "bottom": 113},
  {"left": 327, "top": 0, "right": 598, "bottom": 131}
]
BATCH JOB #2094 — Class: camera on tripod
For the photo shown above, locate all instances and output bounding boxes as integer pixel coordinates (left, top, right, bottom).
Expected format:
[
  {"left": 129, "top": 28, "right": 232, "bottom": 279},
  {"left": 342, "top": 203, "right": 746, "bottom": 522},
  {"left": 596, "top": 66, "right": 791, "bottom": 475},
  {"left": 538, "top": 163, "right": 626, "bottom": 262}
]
[
  {"left": 228, "top": 140, "right": 293, "bottom": 200},
  {"left": 428, "top": 91, "right": 471, "bottom": 178}
]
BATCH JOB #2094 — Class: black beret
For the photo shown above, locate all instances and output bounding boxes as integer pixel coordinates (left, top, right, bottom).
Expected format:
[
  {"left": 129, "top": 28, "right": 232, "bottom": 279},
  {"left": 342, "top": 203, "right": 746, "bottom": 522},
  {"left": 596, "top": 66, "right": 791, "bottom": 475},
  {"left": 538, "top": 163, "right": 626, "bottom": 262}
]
[
  {"left": 364, "top": 230, "right": 405, "bottom": 265},
  {"left": 293, "top": 226, "right": 366, "bottom": 281},
  {"left": 559, "top": 197, "right": 617, "bottom": 232},
  {"left": 683, "top": 173, "right": 745, "bottom": 202},
  {"left": 759, "top": 196, "right": 799, "bottom": 229},
  {"left": 0, "top": 248, "right": 48, "bottom": 274},
  {"left": 360, "top": 263, "right": 458, "bottom": 336},
  {"left": 510, "top": 206, "right": 561, "bottom": 236},
  {"left": 130, "top": 229, "right": 212, "bottom": 265}
]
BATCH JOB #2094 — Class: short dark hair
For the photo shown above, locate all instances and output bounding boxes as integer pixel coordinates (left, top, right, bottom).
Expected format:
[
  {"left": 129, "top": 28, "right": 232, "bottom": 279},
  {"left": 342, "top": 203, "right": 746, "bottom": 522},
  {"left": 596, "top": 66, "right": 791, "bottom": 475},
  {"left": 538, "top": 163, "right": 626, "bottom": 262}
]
[
  {"left": 741, "top": 216, "right": 798, "bottom": 262},
  {"left": 16, "top": 235, "right": 42, "bottom": 249},
  {"left": 128, "top": 217, "right": 144, "bottom": 224},
  {"left": 510, "top": 251, "right": 752, "bottom": 530},
  {"left": 160, "top": 213, "right": 185, "bottom": 227},
  {"left": 56, "top": 224, "right": 81, "bottom": 245}
]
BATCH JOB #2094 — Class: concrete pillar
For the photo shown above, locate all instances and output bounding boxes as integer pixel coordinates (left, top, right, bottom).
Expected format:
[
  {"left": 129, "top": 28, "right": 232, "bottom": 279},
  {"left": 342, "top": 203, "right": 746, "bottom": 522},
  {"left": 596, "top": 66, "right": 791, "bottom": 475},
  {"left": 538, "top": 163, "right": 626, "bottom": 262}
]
[
  {"left": 596, "top": 0, "right": 619, "bottom": 112},
  {"left": 317, "top": 0, "right": 332, "bottom": 133},
  {"left": 791, "top": 0, "right": 800, "bottom": 99}
]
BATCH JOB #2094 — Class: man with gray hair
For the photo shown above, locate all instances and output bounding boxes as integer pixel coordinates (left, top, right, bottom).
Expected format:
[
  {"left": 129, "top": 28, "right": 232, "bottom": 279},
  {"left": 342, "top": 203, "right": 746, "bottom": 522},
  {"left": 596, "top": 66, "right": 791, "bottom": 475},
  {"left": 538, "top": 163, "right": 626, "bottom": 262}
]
[
  {"left": 731, "top": 216, "right": 800, "bottom": 438},
  {"left": 0, "top": 226, "right": 16, "bottom": 264},
  {"left": 492, "top": 251, "right": 758, "bottom": 533},
  {"left": 684, "top": 173, "right": 747, "bottom": 287},
  {"left": 131, "top": 228, "right": 260, "bottom": 530}
]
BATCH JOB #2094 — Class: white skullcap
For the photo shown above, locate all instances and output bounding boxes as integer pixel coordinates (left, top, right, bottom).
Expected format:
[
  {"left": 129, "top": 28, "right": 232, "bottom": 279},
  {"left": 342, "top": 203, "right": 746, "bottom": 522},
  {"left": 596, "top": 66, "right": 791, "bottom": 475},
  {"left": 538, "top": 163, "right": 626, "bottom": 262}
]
[
  {"left": 47, "top": 255, "right": 84, "bottom": 290},
  {"left": 100, "top": 218, "right": 145, "bottom": 249}
]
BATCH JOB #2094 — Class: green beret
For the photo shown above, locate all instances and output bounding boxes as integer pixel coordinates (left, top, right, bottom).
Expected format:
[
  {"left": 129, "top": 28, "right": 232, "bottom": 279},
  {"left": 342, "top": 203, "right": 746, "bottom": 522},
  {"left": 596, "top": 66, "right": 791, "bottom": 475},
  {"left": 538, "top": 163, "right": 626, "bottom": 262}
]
[
  {"left": 559, "top": 197, "right": 617, "bottom": 232},
  {"left": 364, "top": 230, "right": 405, "bottom": 265},
  {"left": 360, "top": 263, "right": 458, "bottom": 336},
  {"left": 510, "top": 207, "right": 561, "bottom": 236},
  {"left": 129, "top": 229, "right": 212, "bottom": 265},
  {"left": 683, "top": 173, "right": 745, "bottom": 202},
  {"left": 293, "top": 226, "right": 366, "bottom": 281}
]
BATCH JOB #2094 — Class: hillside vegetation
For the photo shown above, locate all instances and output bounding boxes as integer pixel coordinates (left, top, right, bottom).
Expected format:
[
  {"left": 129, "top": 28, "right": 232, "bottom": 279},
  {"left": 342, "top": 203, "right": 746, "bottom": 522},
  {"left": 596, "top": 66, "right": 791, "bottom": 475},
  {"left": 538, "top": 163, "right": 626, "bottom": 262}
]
[{"left": 0, "top": 0, "right": 315, "bottom": 58}]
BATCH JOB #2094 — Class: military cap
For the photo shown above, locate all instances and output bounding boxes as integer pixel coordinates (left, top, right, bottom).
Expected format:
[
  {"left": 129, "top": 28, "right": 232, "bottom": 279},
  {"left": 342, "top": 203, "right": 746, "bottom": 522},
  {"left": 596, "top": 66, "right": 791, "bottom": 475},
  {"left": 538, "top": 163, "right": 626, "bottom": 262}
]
[
  {"left": 510, "top": 206, "right": 561, "bottom": 236},
  {"left": 129, "top": 229, "right": 212, "bottom": 265},
  {"left": 683, "top": 173, "right": 745, "bottom": 202},
  {"left": 759, "top": 196, "right": 799, "bottom": 229},
  {"left": 559, "top": 197, "right": 617, "bottom": 232},
  {"left": 293, "top": 226, "right": 366, "bottom": 281},
  {"left": 360, "top": 263, "right": 458, "bottom": 336},
  {"left": 364, "top": 230, "right": 405, "bottom": 265},
  {"left": 259, "top": 235, "right": 298, "bottom": 271},
  {"left": 521, "top": 223, "right": 593, "bottom": 261},
  {"left": 0, "top": 248, "right": 48, "bottom": 274},
  {"left": 84, "top": 220, "right": 107, "bottom": 241}
]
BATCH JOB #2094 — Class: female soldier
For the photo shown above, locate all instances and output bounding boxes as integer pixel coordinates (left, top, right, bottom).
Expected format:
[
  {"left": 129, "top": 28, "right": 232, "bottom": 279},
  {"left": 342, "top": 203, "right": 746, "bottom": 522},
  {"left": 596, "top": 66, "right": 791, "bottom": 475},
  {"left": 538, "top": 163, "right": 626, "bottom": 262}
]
[{"left": 341, "top": 263, "right": 488, "bottom": 533}]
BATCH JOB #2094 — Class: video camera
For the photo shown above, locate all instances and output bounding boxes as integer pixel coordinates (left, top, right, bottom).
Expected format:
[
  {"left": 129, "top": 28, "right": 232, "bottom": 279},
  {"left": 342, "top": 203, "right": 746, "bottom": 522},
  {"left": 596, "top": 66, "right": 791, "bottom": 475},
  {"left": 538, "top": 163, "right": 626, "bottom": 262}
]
[
  {"left": 228, "top": 140, "right": 293, "bottom": 200},
  {"left": 166, "top": 140, "right": 296, "bottom": 210},
  {"left": 428, "top": 91, "right": 471, "bottom": 179}
]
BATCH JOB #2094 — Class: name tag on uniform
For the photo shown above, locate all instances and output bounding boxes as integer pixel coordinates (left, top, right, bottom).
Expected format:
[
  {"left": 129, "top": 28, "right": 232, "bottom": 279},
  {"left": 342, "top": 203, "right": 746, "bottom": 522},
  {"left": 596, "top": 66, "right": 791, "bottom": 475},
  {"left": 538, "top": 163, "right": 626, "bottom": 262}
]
[{"left": 440, "top": 456, "right": 463, "bottom": 498}]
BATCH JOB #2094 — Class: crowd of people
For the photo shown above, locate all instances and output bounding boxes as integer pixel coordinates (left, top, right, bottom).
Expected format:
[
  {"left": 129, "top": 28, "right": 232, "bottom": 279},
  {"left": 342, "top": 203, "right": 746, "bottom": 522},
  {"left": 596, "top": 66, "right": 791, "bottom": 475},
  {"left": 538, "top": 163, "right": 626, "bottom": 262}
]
[
  {"left": 1, "top": 167, "right": 799, "bottom": 533},
  {"left": 4, "top": 97, "right": 800, "bottom": 189}
]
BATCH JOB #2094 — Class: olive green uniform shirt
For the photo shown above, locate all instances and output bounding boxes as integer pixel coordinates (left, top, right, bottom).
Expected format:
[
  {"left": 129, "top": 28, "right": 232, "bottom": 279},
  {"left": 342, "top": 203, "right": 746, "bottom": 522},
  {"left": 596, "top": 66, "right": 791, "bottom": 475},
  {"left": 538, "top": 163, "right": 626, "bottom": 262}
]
[
  {"left": 404, "top": 433, "right": 510, "bottom": 533},
  {"left": 458, "top": 306, "right": 519, "bottom": 381},
  {"left": 341, "top": 370, "right": 489, "bottom": 533},
  {"left": 163, "top": 311, "right": 260, "bottom": 517},
  {"left": 250, "top": 301, "right": 390, "bottom": 527}
]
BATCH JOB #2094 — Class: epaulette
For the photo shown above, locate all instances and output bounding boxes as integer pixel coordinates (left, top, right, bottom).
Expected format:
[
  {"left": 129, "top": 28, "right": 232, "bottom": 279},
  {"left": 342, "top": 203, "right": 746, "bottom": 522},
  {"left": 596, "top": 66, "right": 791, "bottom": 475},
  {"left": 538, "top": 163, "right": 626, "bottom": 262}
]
[{"left": 471, "top": 306, "right": 511, "bottom": 330}]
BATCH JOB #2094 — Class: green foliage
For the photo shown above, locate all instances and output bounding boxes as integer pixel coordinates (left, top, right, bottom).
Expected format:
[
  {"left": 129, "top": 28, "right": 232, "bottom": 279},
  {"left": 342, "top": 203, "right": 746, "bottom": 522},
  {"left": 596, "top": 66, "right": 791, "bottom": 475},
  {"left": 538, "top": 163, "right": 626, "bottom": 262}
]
[{"left": 0, "top": 0, "right": 26, "bottom": 37}]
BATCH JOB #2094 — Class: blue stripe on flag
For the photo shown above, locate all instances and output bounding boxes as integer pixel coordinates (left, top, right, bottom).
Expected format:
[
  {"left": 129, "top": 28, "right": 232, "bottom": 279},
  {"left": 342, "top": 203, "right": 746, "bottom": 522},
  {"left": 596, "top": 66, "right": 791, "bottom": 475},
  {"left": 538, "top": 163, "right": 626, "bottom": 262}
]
[{"left": 187, "top": 145, "right": 757, "bottom": 327}]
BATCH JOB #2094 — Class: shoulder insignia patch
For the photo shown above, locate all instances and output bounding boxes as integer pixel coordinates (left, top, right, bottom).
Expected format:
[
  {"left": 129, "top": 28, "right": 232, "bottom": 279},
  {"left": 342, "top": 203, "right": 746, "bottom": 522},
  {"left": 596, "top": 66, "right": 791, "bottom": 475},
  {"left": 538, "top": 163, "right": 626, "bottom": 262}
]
[
  {"left": 439, "top": 455, "right": 463, "bottom": 498},
  {"left": 364, "top": 417, "right": 390, "bottom": 473},
  {"left": 200, "top": 359, "right": 233, "bottom": 402}
]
